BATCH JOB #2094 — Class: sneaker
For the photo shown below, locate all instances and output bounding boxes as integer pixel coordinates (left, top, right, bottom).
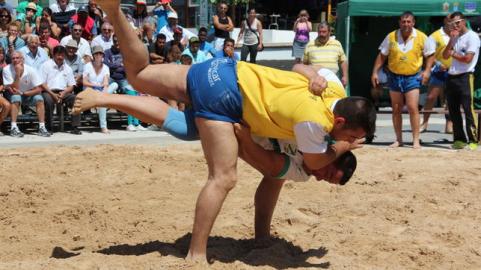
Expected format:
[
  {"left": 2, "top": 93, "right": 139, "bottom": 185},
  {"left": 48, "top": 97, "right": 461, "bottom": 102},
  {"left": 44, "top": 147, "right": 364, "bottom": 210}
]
[
  {"left": 468, "top": 142, "right": 478, "bottom": 151},
  {"left": 0, "top": 131, "right": 3, "bottom": 136},
  {"left": 147, "top": 124, "right": 161, "bottom": 131},
  {"left": 10, "top": 127, "right": 24, "bottom": 138},
  {"left": 38, "top": 126, "right": 51, "bottom": 137},
  {"left": 452, "top": 140, "right": 467, "bottom": 150},
  {"left": 136, "top": 125, "right": 148, "bottom": 131},
  {"left": 126, "top": 124, "right": 137, "bottom": 131},
  {"left": 70, "top": 127, "right": 82, "bottom": 135}
]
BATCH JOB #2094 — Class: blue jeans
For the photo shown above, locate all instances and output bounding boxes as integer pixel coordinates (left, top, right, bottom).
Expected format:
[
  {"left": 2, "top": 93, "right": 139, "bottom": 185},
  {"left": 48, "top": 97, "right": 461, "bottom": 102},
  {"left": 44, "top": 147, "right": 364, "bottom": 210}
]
[{"left": 90, "top": 83, "right": 118, "bottom": 129}]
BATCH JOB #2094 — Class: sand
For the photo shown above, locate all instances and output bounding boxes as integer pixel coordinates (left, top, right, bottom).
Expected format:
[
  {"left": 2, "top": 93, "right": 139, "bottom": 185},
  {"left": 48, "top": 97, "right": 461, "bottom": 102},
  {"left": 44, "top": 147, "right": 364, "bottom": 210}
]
[{"left": 1, "top": 144, "right": 480, "bottom": 270}]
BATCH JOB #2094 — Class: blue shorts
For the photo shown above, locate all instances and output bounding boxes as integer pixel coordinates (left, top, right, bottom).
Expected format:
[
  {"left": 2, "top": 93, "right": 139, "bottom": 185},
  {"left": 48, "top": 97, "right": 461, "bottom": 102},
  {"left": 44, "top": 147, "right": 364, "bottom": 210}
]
[
  {"left": 387, "top": 71, "right": 422, "bottom": 93},
  {"left": 9, "top": 94, "right": 44, "bottom": 106},
  {"left": 162, "top": 107, "right": 199, "bottom": 141},
  {"left": 429, "top": 70, "right": 448, "bottom": 86},
  {"left": 186, "top": 57, "right": 243, "bottom": 123}
]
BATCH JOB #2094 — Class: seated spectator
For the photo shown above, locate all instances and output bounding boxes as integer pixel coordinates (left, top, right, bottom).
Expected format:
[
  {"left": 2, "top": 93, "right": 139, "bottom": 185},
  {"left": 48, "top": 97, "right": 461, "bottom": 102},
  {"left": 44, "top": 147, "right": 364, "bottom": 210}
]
[
  {"left": 0, "top": 0, "right": 13, "bottom": 15},
  {"left": 19, "top": 34, "right": 49, "bottom": 70},
  {"left": 3, "top": 51, "right": 49, "bottom": 137},
  {"left": 158, "top": 12, "right": 194, "bottom": 44},
  {"left": 214, "top": 37, "right": 239, "bottom": 60},
  {"left": 39, "top": 26, "right": 59, "bottom": 56},
  {"left": 132, "top": 0, "right": 155, "bottom": 28},
  {"left": 16, "top": 0, "right": 43, "bottom": 19},
  {"left": 69, "top": 5, "right": 96, "bottom": 41},
  {"left": 149, "top": 33, "right": 167, "bottom": 64},
  {"left": 166, "top": 42, "right": 181, "bottom": 63},
  {"left": 0, "top": 7, "right": 12, "bottom": 38},
  {"left": 82, "top": 45, "right": 118, "bottom": 134},
  {"left": 0, "top": 23, "right": 26, "bottom": 60},
  {"left": 0, "top": 46, "right": 10, "bottom": 134},
  {"left": 91, "top": 22, "right": 113, "bottom": 51},
  {"left": 87, "top": 0, "right": 104, "bottom": 34},
  {"left": 40, "top": 45, "right": 81, "bottom": 134},
  {"left": 198, "top": 26, "right": 215, "bottom": 58},
  {"left": 141, "top": 22, "right": 155, "bottom": 48},
  {"left": 64, "top": 39, "right": 83, "bottom": 88},
  {"left": 60, "top": 23, "right": 92, "bottom": 63},
  {"left": 50, "top": 0, "right": 76, "bottom": 38},
  {"left": 36, "top": 8, "right": 61, "bottom": 38},
  {"left": 181, "top": 36, "right": 206, "bottom": 64},
  {"left": 153, "top": 0, "right": 175, "bottom": 33},
  {"left": 164, "top": 27, "right": 185, "bottom": 54},
  {"left": 180, "top": 53, "right": 192, "bottom": 65},
  {"left": 16, "top": 2, "right": 37, "bottom": 35}
]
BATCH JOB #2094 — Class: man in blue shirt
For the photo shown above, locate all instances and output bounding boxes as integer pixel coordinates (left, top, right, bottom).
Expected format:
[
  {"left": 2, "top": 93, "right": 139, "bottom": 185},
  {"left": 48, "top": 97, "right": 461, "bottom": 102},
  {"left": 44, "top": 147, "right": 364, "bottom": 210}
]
[
  {"left": 198, "top": 27, "right": 216, "bottom": 57},
  {"left": 153, "top": 0, "right": 176, "bottom": 34},
  {"left": 19, "top": 34, "right": 49, "bottom": 70},
  {"left": 214, "top": 37, "right": 240, "bottom": 60}
]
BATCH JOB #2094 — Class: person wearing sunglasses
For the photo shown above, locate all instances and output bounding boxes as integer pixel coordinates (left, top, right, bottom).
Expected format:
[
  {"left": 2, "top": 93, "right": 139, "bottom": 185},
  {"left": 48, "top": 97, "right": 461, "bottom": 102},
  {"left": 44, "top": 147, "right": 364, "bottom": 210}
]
[
  {"left": 442, "top": 11, "right": 480, "bottom": 150},
  {"left": 91, "top": 22, "right": 114, "bottom": 51},
  {"left": 16, "top": 0, "right": 43, "bottom": 19},
  {"left": 16, "top": 2, "right": 38, "bottom": 35},
  {"left": 60, "top": 23, "right": 92, "bottom": 63},
  {"left": 0, "top": 7, "right": 11, "bottom": 38}
]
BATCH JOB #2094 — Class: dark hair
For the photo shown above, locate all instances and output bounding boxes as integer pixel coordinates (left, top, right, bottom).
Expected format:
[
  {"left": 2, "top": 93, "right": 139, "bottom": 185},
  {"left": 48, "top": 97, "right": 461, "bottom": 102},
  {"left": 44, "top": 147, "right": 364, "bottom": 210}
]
[
  {"left": 333, "top": 96, "right": 377, "bottom": 137},
  {"left": 450, "top": 11, "right": 465, "bottom": 19},
  {"left": 400, "top": 11, "right": 415, "bottom": 20},
  {"left": 39, "top": 25, "right": 51, "bottom": 33},
  {"left": 223, "top": 37, "right": 235, "bottom": 46},
  {"left": 156, "top": 33, "right": 166, "bottom": 41},
  {"left": 53, "top": 45, "right": 67, "bottom": 55},
  {"left": 43, "top": 7, "right": 53, "bottom": 16},
  {"left": 198, "top": 27, "right": 208, "bottom": 34},
  {"left": 0, "top": 8, "right": 12, "bottom": 24},
  {"left": 334, "top": 151, "right": 357, "bottom": 185}
]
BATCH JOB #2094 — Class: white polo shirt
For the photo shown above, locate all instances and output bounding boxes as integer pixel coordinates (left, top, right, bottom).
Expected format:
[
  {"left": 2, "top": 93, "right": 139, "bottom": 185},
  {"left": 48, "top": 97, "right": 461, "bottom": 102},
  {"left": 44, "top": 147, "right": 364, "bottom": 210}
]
[
  {"left": 448, "top": 30, "right": 480, "bottom": 75},
  {"left": 2, "top": 64, "right": 43, "bottom": 93},
  {"left": 60, "top": 35, "right": 92, "bottom": 62},
  {"left": 40, "top": 59, "right": 76, "bottom": 90},
  {"left": 91, "top": 34, "right": 113, "bottom": 51}
]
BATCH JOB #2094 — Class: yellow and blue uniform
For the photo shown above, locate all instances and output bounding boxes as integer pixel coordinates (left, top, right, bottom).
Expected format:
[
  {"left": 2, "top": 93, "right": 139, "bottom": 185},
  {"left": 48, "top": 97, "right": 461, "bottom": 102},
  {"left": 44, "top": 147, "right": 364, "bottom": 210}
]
[{"left": 429, "top": 28, "right": 452, "bottom": 86}]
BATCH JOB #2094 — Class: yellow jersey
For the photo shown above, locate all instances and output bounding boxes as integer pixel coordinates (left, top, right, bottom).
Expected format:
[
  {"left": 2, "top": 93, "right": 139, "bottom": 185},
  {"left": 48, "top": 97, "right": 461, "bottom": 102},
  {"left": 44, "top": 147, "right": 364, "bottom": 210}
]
[
  {"left": 430, "top": 28, "right": 452, "bottom": 68},
  {"left": 386, "top": 28, "right": 429, "bottom": 75},
  {"left": 236, "top": 61, "right": 346, "bottom": 140}
]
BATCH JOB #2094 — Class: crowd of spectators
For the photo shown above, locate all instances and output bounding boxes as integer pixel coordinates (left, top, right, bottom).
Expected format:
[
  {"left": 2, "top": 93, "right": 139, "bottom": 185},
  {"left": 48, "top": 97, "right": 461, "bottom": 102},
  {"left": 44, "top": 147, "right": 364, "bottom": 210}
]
[{"left": 0, "top": 0, "right": 245, "bottom": 137}]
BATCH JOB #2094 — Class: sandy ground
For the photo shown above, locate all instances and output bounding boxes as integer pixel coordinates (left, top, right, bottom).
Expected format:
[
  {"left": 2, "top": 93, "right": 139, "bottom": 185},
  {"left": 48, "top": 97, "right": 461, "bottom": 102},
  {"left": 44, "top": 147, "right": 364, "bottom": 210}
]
[{"left": 1, "top": 144, "right": 481, "bottom": 270}]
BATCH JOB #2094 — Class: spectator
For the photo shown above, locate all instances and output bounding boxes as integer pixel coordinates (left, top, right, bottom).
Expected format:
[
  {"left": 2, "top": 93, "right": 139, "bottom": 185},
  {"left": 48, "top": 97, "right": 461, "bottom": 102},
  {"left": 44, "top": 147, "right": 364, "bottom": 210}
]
[
  {"left": 69, "top": 5, "right": 96, "bottom": 41},
  {"left": 132, "top": 0, "right": 154, "bottom": 28},
  {"left": 0, "top": 7, "right": 12, "bottom": 38},
  {"left": 237, "top": 8, "right": 263, "bottom": 64},
  {"left": 152, "top": 0, "right": 175, "bottom": 33},
  {"left": 292, "top": 9, "right": 311, "bottom": 63},
  {"left": 166, "top": 42, "right": 181, "bottom": 63},
  {"left": 214, "top": 37, "right": 239, "bottom": 60},
  {"left": 149, "top": 33, "right": 166, "bottom": 64},
  {"left": 50, "top": 0, "right": 76, "bottom": 38},
  {"left": 371, "top": 11, "right": 435, "bottom": 149},
  {"left": 16, "top": 2, "right": 37, "bottom": 35},
  {"left": 39, "top": 26, "right": 59, "bottom": 56},
  {"left": 442, "top": 11, "right": 480, "bottom": 150},
  {"left": 181, "top": 36, "right": 206, "bottom": 64},
  {"left": 0, "top": 0, "right": 13, "bottom": 15},
  {"left": 17, "top": 0, "right": 42, "bottom": 19},
  {"left": 0, "top": 23, "right": 26, "bottom": 60},
  {"left": 164, "top": 27, "right": 185, "bottom": 53},
  {"left": 180, "top": 53, "right": 192, "bottom": 65},
  {"left": 19, "top": 34, "right": 49, "bottom": 70},
  {"left": 40, "top": 45, "right": 81, "bottom": 134},
  {"left": 0, "top": 46, "right": 10, "bottom": 134},
  {"left": 36, "top": 7, "right": 61, "bottom": 38},
  {"left": 197, "top": 26, "right": 215, "bottom": 58},
  {"left": 158, "top": 12, "right": 193, "bottom": 44},
  {"left": 3, "top": 51, "right": 49, "bottom": 137},
  {"left": 64, "top": 39, "right": 83, "bottom": 88},
  {"left": 87, "top": 0, "right": 104, "bottom": 35},
  {"left": 60, "top": 23, "right": 92, "bottom": 63},
  {"left": 212, "top": 1, "right": 233, "bottom": 50},
  {"left": 91, "top": 22, "right": 113, "bottom": 51},
  {"left": 82, "top": 45, "right": 118, "bottom": 134},
  {"left": 303, "top": 22, "right": 348, "bottom": 86},
  {"left": 141, "top": 22, "right": 155, "bottom": 47}
]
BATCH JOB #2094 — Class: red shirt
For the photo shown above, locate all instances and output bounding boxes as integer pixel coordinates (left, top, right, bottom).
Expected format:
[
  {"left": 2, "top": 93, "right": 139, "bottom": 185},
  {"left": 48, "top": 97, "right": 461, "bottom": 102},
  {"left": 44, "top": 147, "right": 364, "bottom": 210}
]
[{"left": 70, "top": 14, "right": 95, "bottom": 40}]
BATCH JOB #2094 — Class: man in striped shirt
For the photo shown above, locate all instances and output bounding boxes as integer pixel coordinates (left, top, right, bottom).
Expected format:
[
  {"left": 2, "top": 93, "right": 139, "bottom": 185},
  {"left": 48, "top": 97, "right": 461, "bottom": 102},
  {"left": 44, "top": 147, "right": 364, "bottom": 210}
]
[{"left": 303, "top": 21, "right": 348, "bottom": 86}]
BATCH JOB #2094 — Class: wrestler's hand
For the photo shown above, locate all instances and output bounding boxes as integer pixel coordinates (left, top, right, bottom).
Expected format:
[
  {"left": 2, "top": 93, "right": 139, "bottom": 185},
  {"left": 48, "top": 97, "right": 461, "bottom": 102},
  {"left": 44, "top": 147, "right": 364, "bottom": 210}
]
[
  {"left": 371, "top": 72, "right": 379, "bottom": 88},
  {"left": 420, "top": 69, "right": 431, "bottom": 85},
  {"left": 309, "top": 75, "right": 327, "bottom": 96},
  {"left": 233, "top": 122, "right": 252, "bottom": 144}
]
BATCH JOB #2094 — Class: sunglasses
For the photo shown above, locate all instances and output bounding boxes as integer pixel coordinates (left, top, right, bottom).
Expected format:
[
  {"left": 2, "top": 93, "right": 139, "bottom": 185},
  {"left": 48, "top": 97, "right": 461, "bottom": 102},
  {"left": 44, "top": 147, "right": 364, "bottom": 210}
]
[
  {"left": 450, "top": 19, "right": 464, "bottom": 26},
  {"left": 73, "top": 29, "right": 83, "bottom": 32},
  {"left": 0, "top": 15, "right": 9, "bottom": 18},
  {"left": 26, "top": 8, "right": 36, "bottom": 12},
  {"left": 102, "top": 29, "right": 113, "bottom": 32}
]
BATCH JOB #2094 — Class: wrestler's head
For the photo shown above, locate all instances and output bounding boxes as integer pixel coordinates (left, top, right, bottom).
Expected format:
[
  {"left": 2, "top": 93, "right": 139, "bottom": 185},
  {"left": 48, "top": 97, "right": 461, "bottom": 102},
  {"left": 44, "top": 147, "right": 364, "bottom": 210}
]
[{"left": 310, "top": 151, "right": 357, "bottom": 185}]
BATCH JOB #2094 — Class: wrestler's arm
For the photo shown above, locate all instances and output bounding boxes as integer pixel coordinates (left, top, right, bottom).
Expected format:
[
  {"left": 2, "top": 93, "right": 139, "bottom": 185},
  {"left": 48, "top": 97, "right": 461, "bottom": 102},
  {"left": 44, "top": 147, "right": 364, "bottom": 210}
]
[{"left": 292, "top": 63, "right": 327, "bottom": 96}]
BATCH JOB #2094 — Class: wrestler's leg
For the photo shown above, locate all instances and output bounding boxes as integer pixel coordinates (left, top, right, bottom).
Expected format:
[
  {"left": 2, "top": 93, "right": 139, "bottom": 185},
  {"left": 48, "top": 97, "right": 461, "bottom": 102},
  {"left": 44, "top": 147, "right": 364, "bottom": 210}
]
[{"left": 254, "top": 176, "right": 285, "bottom": 240}]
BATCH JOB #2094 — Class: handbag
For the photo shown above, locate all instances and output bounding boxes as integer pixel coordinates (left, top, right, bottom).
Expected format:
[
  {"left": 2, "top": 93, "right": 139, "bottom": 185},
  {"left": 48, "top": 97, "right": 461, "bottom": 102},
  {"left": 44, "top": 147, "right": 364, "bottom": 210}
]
[{"left": 246, "top": 19, "right": 264, "bottom": 51}]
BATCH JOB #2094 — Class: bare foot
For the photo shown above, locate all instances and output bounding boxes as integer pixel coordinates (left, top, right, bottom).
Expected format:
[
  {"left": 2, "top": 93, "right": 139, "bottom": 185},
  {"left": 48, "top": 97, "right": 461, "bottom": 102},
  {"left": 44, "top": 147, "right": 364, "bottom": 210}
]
[
  {"left": 101, "top": 128, "right": 110, "bottom": 134},
  {"left": 412, "top": 141, "right": 422, "bottom": 149},
  {"left": 73, "top": 88, "right": 102, "bottom": 115},
  {"left": 185, "top": 252, "right": 209, "bottom": 266},
  {"left": 389, "top": 141, "right": 404, "bottom": 148}
]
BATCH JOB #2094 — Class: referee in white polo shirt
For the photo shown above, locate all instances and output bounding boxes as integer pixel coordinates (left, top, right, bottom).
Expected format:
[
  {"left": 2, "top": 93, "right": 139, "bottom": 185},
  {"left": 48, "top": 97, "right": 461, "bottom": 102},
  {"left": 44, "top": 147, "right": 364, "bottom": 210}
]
[{"left": 443, "top": 11, "right": 480, "bottom": 150}]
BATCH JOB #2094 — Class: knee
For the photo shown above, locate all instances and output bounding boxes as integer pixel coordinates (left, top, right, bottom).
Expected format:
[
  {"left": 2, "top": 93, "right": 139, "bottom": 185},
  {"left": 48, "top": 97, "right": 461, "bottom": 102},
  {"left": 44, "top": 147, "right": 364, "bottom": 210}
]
[{"left": 211, "top": 171, "right": 237, "bottom": 192}]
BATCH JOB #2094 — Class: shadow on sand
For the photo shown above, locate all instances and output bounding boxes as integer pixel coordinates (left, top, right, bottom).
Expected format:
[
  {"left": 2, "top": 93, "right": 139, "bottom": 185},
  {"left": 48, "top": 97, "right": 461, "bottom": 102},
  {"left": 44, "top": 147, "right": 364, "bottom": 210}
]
[{"left": 52, "top": 233, "right": 329, "bottom": 269}]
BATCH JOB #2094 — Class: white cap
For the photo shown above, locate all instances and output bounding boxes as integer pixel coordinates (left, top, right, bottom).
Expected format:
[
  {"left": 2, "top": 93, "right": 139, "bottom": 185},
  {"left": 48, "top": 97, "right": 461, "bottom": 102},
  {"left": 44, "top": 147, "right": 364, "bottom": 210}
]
[{"left": 168, "top": 12, "right": 178, "bottom": 19}]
